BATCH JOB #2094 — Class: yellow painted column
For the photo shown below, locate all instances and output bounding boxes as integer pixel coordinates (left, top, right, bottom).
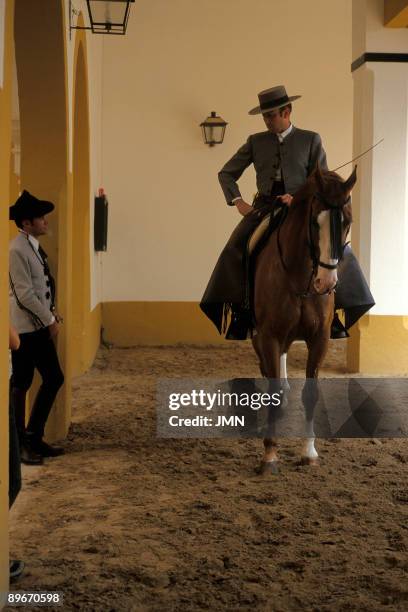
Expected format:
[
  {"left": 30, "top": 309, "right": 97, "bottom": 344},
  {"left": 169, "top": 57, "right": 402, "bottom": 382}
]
[
  {"left": 348, "top": 0, "right": 408, "bottom": 374},
  {"left": 0, "top": 0, "right": 14, "bottom": 602},
  {"left": 71, "top": 24, "right": 93, "bottom": 377},
  {"left": 14, "top": 0, "right": 70, "bottom": 440},
  {"left": 385, "top": 0, "right": 408, "bottom": 27}
]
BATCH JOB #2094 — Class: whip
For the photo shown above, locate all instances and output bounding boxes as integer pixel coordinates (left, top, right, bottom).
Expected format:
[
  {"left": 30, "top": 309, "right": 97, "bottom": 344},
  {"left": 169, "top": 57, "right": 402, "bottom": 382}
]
[{"left": 333, "top": 138, "right": 384, "bottom": 172}]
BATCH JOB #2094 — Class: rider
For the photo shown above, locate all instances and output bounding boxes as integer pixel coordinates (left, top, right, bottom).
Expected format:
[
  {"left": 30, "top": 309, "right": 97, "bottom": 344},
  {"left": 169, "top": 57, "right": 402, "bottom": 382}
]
[{"left": 200, "top": 85, "right": 374, "bottom": 339}]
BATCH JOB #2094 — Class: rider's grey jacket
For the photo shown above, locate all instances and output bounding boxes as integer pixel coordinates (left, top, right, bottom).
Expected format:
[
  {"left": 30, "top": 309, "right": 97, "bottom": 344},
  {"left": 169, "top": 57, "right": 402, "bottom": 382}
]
[{"left": 218, "top": 126, "right": 328, "bottom": 204}]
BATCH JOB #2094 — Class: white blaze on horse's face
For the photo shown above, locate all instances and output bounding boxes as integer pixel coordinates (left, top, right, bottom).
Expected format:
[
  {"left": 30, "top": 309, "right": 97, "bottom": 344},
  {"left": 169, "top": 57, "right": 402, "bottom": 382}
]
[{"left": 314, "top": 209, "right": 339, "bottom": 294}]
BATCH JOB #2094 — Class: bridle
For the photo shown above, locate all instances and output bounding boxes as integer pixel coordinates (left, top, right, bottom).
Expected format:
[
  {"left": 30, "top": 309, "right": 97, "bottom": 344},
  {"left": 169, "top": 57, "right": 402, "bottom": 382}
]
[
  {"left": 310, "top": 192, "right": 351, "bottom": 269},
  {"left": 276, "top": 190, "right": 351, "bottom": 298}
]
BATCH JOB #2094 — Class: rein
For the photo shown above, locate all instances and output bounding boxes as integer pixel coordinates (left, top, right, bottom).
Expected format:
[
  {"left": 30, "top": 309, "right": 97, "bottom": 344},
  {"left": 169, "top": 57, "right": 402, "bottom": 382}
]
[
  {"left": 276, "top": 206, "right": 316, "bottom": 298},
  {"left": 276, "top": 192, "right": 350, "bottom": 299}
]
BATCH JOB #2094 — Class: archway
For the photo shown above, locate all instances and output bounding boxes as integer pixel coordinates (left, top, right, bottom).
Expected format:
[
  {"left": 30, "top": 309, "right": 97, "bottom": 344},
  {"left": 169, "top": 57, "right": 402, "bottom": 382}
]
[{"left": 72, "top": 36, "right": 91, "bottom": 377}]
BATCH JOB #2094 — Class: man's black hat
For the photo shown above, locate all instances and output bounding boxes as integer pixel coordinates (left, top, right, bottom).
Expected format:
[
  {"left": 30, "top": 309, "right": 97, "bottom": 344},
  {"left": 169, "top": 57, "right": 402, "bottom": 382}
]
[
  {"left": 9, "top": 190, "right": 55, "bottom": 222},
  {"left": 249, "top": 85, "right": 301, "bottom": 115}
]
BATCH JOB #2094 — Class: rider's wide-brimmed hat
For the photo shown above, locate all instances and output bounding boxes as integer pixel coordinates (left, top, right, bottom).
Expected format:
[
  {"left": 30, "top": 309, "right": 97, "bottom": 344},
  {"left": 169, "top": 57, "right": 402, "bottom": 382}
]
[
  {"left": 248, "top": 85, "right": 301, "bottom": 115},
  {"left": 9, "top": 190, "right": 55, "bottom": 222}
]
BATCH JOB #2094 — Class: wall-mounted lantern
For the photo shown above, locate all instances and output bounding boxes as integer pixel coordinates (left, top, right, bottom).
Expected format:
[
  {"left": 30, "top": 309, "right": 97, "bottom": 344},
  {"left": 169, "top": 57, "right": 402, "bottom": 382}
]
[
  {"left": 200, "top": 112, "right": 228, "bottom": 147},
  {"left": 70, "top": 0, "right": 135, "bottom": 36}
]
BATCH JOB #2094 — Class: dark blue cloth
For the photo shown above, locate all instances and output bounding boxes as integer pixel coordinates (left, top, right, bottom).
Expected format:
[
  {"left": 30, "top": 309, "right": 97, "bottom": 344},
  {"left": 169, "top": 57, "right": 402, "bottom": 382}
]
[{"left": 9, "top": 385, "right": 21, "bottom": 509}]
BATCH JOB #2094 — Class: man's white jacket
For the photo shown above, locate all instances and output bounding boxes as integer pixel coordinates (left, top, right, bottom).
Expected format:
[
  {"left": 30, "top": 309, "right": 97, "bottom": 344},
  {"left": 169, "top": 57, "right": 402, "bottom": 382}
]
[{"left": 9, "top": 232, "right": 54, "bottom": 333}]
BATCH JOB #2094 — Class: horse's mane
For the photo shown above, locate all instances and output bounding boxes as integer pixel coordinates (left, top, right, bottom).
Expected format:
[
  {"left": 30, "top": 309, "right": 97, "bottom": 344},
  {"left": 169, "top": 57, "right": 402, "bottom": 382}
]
[{"left": 291, "top": 170, "right": 344, "bottom": 209}]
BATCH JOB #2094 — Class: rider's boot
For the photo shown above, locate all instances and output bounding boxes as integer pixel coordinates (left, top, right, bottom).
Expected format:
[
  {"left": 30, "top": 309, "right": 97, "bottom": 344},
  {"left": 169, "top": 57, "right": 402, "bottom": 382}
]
[
  {"left": 330, "top": 311, "right": 349, "bottom": 339},
  {"left": 226, "top": 308, "right": 252, "bottom": 340}
]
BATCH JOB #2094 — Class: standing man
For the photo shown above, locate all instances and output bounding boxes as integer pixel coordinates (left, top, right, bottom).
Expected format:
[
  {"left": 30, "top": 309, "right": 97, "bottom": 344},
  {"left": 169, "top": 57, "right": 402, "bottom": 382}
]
[
  {"left": 200, "top": 85, "right": 374, "bottom": 339},
  {"left": 9, "top": 190, "right": 65, "bottom": 465}
]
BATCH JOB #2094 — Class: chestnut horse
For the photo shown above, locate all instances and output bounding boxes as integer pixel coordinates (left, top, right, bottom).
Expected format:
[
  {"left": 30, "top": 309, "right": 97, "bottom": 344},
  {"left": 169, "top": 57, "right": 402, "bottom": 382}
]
[{"left": 252, "top": 164, "right": 356, "bottom": 474}]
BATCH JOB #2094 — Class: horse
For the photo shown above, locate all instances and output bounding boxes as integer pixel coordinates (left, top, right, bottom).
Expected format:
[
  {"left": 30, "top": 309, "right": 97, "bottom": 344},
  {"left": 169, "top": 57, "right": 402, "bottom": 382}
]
[{"left": 252, "top": 164, "right": 356, "bottom": 474}]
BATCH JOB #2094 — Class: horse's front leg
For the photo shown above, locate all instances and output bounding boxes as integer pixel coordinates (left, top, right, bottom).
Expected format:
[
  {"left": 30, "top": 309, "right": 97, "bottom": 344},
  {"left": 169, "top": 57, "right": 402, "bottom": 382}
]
[
  {"left": 252, "top": 336, "right": 289, "bottom": 380},
  {"left": 258, "top": 335, "right": 281, "bottom": 475},
  {"left": 301, "top": 378, "right": 319, "bottom": 465},
  {"left": 301, "top": 333, "right": 330, "bottom": 466}
]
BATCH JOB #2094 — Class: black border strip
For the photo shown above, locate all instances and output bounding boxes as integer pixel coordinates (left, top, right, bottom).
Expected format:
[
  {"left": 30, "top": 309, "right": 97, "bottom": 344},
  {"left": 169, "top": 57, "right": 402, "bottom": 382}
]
[{"left": 352, "top": 52, "right": 408, "bottom": 72}]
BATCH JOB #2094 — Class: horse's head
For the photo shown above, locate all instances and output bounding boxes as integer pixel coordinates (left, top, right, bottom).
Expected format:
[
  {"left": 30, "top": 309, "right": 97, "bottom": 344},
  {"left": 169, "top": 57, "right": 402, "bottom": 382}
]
[{"left": 309, "top": 164, "right": 355, "bottom": 295}]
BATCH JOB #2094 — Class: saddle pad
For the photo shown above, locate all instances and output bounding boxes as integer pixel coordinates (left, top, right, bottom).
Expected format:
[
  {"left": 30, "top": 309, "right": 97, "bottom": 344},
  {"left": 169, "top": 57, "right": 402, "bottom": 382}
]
[
  {"left": 248, "top": 214, "right": 270, "bottom": 255},
  {"left": 248, "top": 206, "right": 282, "bottom": 255}
]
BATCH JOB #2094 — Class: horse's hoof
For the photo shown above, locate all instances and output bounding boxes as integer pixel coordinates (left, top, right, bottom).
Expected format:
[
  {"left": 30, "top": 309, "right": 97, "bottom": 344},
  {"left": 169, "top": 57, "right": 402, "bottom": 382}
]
[
  {"left": 257, "top": 460, "right": 279, "bottom": 475},
  {"left": 300, "top": 456, "right": 319, "bottom": 467}
]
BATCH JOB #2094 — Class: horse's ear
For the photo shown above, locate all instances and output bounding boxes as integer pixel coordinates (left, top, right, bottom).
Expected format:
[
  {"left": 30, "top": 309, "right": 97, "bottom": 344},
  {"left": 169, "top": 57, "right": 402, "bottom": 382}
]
[
  {"left": 343, "top": 165, "right": 357, "bottom": 192},
  {"left": 314, "top": 161, "right": 325, "bottom": 191}
]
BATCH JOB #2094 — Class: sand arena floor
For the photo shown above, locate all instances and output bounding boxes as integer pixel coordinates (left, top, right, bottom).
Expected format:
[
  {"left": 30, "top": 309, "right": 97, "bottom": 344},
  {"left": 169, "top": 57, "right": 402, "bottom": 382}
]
[{"left": 7, "top": 341, "right": 408, "bottom": 611}]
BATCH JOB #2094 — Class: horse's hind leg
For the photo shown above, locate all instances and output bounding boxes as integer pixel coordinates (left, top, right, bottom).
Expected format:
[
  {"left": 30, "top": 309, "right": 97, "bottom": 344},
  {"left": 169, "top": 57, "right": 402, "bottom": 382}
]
[
  {"left": 279, "top": 352, "right": 290, "bottom": 409},
  {"left": 252, "top": 333, "right": 266, "bottom": 376},
  {"left": 280, "top": 353, "right": 290, "bottom": 391}
]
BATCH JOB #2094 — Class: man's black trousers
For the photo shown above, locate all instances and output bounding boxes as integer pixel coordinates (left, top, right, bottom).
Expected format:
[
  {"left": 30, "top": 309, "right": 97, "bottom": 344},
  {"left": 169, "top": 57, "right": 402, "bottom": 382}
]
[{"left": 10, "top": 328, "right": 64, "bottom": 439}]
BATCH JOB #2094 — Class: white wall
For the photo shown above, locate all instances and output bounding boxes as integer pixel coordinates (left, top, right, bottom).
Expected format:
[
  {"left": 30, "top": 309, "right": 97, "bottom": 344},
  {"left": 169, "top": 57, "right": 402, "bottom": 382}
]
[
  {"left": 353, "top": 0, "right": 408, "bottom": 58},
  {"left": 352, "top": 0, "right": 408, "bottom": 315},
  {"left": 100, "top": 0, "right": 353, "bottom": 302}
]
